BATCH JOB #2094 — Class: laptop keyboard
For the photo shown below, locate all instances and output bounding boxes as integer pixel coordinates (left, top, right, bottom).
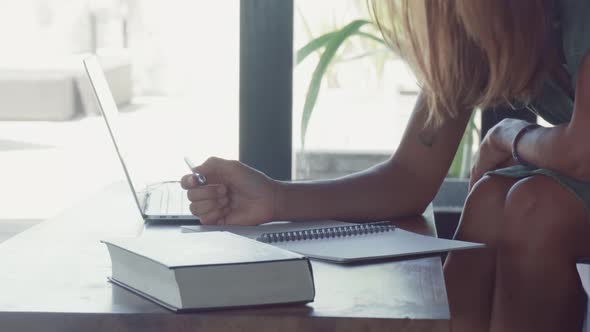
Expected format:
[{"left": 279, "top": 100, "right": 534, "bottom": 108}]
[
  {"left": 144, "top": 182, "right": 192, "bottom": 216},
  {"left": 166, "top": 183, "right": 185, "bottom": 215}
]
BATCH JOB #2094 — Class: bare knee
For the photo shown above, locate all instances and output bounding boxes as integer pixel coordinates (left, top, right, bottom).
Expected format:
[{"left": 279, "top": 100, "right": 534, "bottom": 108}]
[
  {"left": 455, "top": 176, "right": 515, "bottom": 243},
  {"left": 501, "top": 175, "right": 588, "bottom": 257},
  {"left": 465, "top": 176, "right": 515, "bottom": 211}
]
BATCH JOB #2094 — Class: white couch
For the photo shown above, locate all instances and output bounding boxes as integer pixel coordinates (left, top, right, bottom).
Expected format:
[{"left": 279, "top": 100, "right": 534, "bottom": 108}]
[{"left": 0, "top": 53, "right": 132, "bottom": 120}]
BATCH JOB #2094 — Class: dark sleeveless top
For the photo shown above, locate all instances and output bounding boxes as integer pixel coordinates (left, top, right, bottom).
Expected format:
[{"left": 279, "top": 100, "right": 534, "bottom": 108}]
[{"left": 529, "top": 0, "right": 590, "bottom": 124}]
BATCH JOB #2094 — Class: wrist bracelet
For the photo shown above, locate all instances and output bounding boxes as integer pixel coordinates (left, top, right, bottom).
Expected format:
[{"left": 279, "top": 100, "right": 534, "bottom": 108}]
[{"left": 511, "top": 123, "right": 540, "bottom": 167}]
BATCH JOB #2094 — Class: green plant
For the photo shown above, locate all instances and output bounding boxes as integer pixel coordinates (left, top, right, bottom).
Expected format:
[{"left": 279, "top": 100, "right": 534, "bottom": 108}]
[
  {"left": 295, "top": 19, "right": 479, "bottom": 178},
  {"left": 448, "top": 111, "right": 480, "bottom": 177},
  {"left": 296, "top": 19, "right": 385, "bottom": 148}
]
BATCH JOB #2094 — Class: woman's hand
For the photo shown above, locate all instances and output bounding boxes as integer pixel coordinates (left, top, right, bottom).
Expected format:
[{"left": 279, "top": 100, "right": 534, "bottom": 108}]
[
  {"left": 469, "top": 119, "right": 531, "bottom": 190},
  {"left": 180, "top": 157, "right": 279, "bottom": 225}
]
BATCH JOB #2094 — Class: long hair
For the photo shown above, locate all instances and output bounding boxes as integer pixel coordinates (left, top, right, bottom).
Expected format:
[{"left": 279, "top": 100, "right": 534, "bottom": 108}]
[{"left": 370, "top": 0, "right": 548, "bottom": 126}]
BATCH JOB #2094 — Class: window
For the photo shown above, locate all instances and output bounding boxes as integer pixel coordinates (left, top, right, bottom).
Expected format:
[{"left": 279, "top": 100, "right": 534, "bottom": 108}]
[
  {"left": 0, "top": 1, "right": 239, "bottom": 220},
  {"left": 292, "top": 0, "right": 418, "bottom": 180},
  {"left": 1, "top": 1, "right": 423, "bottom": 223}
]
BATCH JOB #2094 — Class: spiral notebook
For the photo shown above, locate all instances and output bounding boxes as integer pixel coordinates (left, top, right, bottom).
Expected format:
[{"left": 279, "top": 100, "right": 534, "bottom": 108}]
[{"left": 183, "top": 221, "right": 483, "bottom": 263}]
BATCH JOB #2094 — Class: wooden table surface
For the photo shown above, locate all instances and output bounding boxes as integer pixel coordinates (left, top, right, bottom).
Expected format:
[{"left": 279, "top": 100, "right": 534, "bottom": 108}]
[{"left": 0, "top": 181, "right": 449, "bottom": 332}]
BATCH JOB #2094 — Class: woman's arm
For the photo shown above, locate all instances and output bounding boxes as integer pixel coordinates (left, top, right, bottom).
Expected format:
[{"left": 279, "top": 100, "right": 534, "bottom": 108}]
[
  {"left": 492, "top": 53, "right": 590, "bottom": 181},
  {"left": 275, "top": 93, "right": 472, "bottom": 221}
]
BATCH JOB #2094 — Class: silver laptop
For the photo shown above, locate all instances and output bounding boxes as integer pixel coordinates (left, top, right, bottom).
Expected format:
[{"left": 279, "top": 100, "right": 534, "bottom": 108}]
[{"left": 83, "top": 56, "right": 199, "bottom": 224}]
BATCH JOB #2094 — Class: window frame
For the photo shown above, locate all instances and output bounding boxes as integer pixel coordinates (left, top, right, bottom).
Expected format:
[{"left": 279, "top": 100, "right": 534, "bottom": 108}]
[{"left": 239, "top": 0, "right": 294, "bottom": 181}]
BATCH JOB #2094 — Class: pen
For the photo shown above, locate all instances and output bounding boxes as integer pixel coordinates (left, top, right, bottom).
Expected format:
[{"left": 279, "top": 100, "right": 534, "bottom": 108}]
[{"left": 184, "top": 157, "right": 207, "bottom": 185}]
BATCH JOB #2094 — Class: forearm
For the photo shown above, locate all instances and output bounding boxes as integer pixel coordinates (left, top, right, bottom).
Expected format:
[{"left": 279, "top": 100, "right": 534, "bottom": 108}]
[
  {"left": 500, "top": 52, "right": 590, "bottom": 180},
  {"left": 274, "top": 159, "right": 433, "bottom": 222},
  {"left": 274, "top": 93, "right": 471, "bottom": 222},
  {"left": 494, "top": 119, "right": 581, "bottom": 179}
]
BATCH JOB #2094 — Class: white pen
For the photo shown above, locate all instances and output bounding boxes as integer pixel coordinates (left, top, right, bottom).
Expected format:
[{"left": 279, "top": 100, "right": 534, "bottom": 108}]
[{"left": 184, "top": 157, "right": 207, "bottom": 185}]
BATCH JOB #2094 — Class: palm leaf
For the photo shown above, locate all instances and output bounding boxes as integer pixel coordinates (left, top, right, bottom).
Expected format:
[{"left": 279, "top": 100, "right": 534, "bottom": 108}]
[
  {"left": 300, "top": 19, "right": 372, "bottom": 147},
  {"left": 296, "top": 29, "right": 384, "bottom": 66},
  {"left": 356, "top": 31, "right": 385, "bottom": 45},
  {"left": 338, "top": 48, "right": 391, "bottom": 62},
  {"left": 296, "top": 31, "right": 339, "bottom": 65}
]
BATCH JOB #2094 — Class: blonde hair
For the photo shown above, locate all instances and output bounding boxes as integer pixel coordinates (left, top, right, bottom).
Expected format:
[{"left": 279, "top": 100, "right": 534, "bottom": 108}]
[{"left": 370, "top": 0, "right": 548, "bottom": 126}]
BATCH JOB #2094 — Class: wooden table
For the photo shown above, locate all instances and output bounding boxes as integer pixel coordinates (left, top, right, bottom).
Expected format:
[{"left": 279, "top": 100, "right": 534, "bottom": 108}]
[{"left": 0, "top": 182, "right": 450, "bottom": 332}]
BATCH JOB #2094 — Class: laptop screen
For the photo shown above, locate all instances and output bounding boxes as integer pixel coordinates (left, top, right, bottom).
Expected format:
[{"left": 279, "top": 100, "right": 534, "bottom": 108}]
[{"left": 83, "top": 56, "right": 144, "bottom": 215}]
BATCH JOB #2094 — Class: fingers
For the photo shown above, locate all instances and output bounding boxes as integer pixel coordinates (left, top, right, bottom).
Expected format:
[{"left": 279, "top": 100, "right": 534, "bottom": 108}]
[
  {"left": 187, "top": 184, "right": 226, "bottom": 201},
  {"left": 180, "top": 156, "right": 229, "bottom": 189},
  {"left": 180, "top": 173, "right": 197, "bottom": 189},
  {"left": 180, "top": 167, "right": 213, "bottom": 189},
  {"left": 496, "top": 158, "right": 518, "bottom": 169},
  {"left": 187, "top": 184, "right": 229, "bottom": 222},
  {"left": 199, "top": 207, "right": 231, "bottom": 225},
  {"left": 189, "top": 198, "right": 229, "bottom": 222},
  {"left": 190, "top": 196, "right": 228, "bottom": 215},
  {"left": 468, "top": 175, "right": 479, "bottom": 192},
  {"left": 179, "top": 156, "right": 247, "bottom": 224}
]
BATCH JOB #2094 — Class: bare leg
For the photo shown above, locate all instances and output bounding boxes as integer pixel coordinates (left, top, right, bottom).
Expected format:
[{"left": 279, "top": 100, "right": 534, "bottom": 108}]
[
  {"left": 444, "top": 176, "right": 517, "bottom": 332},
  {"left": 491, "top": 176, "right": 590, "bottom": 332}
]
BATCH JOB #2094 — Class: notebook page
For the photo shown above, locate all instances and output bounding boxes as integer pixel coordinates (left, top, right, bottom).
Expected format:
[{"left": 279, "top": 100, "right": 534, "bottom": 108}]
[
  {"left": 273, "top": 229, "right": 484, "bottom": 263},
  {"left": 183, "top": 221, "right": 484, "bottom": 263}
]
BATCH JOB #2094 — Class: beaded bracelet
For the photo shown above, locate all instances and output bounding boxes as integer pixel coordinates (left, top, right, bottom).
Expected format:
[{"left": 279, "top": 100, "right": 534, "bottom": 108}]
[{"left": 511, "top": 123, "right": 540, "bottom": 167}]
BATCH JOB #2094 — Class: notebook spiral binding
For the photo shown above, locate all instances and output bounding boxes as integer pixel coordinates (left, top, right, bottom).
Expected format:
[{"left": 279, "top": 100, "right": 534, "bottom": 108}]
[{"left": 257, "top": 221, "right": 396, "bottom": 244}]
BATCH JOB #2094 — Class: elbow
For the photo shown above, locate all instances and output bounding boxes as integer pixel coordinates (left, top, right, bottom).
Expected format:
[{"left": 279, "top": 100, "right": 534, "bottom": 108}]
[
  {"left": 397, "top": 197, "right": 432, "bottom": 218},
  {"left": 413, "top": 200, "right": 431, "bottom": 216},
  {"left": 400, "top": 183, "right": 442, "bottom": 217}
]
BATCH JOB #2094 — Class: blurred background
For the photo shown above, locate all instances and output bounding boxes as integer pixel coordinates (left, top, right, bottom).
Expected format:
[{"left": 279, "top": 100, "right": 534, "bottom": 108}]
[{"left": 0, "top": 0, "right": 418, "bottom": 228}]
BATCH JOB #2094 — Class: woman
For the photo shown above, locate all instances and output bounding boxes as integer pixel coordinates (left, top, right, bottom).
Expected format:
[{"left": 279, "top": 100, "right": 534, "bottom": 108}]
[{"left": 181, "top": 1, "right": 590, "bottom": 331}]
